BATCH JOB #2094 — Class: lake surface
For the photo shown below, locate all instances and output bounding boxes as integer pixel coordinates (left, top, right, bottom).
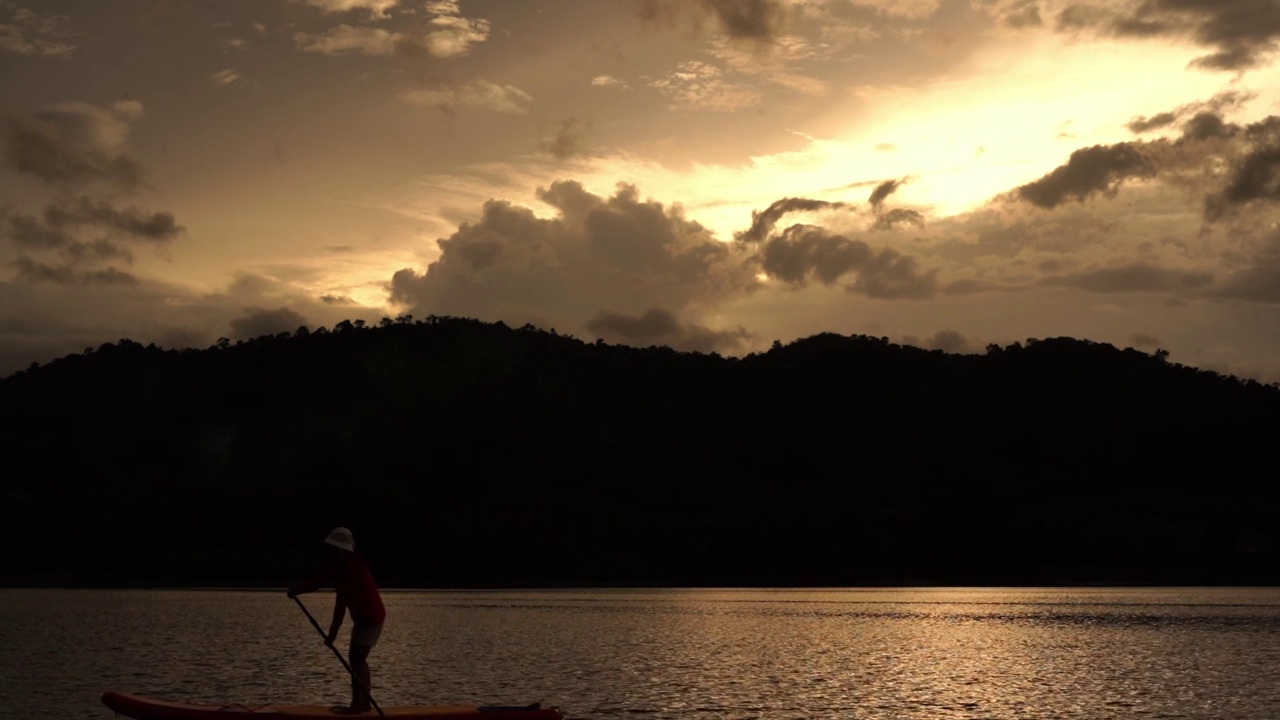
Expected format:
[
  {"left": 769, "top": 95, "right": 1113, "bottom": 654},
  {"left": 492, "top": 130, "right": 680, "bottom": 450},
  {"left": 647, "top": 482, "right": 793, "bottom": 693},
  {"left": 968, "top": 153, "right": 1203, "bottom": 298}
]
[{"left": 4, "top": 588, "right": 1280, "bottom": 719}]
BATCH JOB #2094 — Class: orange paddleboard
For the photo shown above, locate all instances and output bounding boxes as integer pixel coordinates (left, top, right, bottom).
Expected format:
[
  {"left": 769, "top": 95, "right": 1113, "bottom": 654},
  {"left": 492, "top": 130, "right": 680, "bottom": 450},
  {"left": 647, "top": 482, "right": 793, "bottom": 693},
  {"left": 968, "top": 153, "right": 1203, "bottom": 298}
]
[{"left": 101, "top": 691, "right": 564, "bottom": 720}]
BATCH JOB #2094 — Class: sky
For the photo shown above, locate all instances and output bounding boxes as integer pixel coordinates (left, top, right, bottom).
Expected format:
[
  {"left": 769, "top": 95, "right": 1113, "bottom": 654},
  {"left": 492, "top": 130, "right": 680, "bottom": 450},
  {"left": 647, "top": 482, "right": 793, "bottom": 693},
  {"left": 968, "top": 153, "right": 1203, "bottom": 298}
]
[{"left": 2, "top": 0, "right": 1280, "bottom": 380}]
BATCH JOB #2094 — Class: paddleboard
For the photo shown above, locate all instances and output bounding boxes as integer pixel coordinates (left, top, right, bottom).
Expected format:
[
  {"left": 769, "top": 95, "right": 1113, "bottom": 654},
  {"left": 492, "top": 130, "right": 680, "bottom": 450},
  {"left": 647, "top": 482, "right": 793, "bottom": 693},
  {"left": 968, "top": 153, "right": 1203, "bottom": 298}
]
[{"left": 102, "top": 692, "right": 564, "bottom": 720}]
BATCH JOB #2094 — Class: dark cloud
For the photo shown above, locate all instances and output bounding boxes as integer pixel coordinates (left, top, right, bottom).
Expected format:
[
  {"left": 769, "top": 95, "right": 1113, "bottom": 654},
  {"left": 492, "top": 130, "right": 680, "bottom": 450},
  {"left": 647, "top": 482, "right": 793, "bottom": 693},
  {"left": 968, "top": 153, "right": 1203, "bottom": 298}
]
[
  {"left": 1003, "top": 1, "right": 1043, "bottom": 28},
  {"left": 1127, "top": 111, "right": 1178, "bottom": 134},
  {"left": 5, "top": 197, "right": 180, "bottom": 276},
  {"left": 1127, "top": 91, "right": 1252, "bottom": 135},
  {"left": 872, "top": 208, "right": 925, "bottom": 231},
  {"left": 1206, "top": 148, "right": 1280, "bottom": 219},
  {"left": 155, "top": 326, "right": 210, "bottom": 350},
  {"left": 759, "top": 224, "right": 936, "bottom": 299},
  {"left": 11, "top": 256, "right": 137, "bottom": 286},
  {"left": 1131, "top": 332, "right": 1162, "bottom": 348},
  {"left": 735, "top": 197, "right": 851, "bottom": 244},
  {"left": 2, "top": 102, "right": 146, "bottom": 191},
  {"left": 1204, "top": 117, "right": 1280, "bottom": 220},
  {"left": 1181, "top": 111, "right": 1238, "bottom": 141},
  {"left": 1014, "top": 143, "right": 1156, "bottom": 209},
  {"left": 320, "top": 294, "right": 355, "bottom": 305},
  {"left": 902, "top": 329, "right": 976, "bottom": 354},
  {"left": 1055, "top": 0, "right": 1280, "bottom": 71},
  {"left": 868, "top": 178, "right": 909, "bottom": 210},
  {"left": 928, "top": 329, "right": 973, "bottom": 353},
  {"left": 1041, "top": 263, "right": 1213, "bottom": 293},
  {"left": 1213, "top": 234, "right": 1280, "bottom": 304},
  {"left": 540, "top": 116, "right": 591, "bottom": 160},
  {"left": 63, "top": 239, "right": 133, "bottom": 263},
  {"left": 390, "top": 180, "right": 753, "bottom": 337},
  {"left": 585, "top": 307, "right": 751, "bottom": 353},
  {"left": 229, "top": 306, "right": 309, "bottom": 340},
  {"left": 634, "top": 0, "right": 788, "bottom": 42},
  {"left": 7, "top": 213, "right": 71, "bottom": 249},
  {"left": 0, "top": 269, "right": 382, "bottom": 378},
  {"left": 41, "top": 197, "right": 183, "bottom": 241},
  {"left": 8, "top": 199, "right": 181, "bottom": 245}
]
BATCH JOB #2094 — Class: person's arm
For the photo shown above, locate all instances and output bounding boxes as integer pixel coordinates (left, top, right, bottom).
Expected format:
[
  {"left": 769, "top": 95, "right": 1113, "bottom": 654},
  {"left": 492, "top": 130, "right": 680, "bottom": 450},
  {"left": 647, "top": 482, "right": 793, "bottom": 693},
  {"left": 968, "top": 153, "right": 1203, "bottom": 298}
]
[{"left": 326, "top": 594, "right": 347, "bottom": 646}]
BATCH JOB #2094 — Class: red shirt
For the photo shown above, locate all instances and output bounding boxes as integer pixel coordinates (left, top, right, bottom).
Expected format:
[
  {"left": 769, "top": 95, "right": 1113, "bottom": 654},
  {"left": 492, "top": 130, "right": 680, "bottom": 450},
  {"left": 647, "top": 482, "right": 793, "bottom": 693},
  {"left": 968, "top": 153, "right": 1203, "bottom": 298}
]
[{"left": 299, "top": 553, "right": 386, "bottom": 627}]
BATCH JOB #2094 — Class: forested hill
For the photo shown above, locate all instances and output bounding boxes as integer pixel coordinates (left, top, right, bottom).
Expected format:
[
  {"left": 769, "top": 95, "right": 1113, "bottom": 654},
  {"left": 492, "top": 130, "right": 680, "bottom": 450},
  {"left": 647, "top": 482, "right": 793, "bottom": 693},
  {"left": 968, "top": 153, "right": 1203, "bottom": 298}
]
[{"left": 3, "top": 316, "right": 1278, "bottom": 588}]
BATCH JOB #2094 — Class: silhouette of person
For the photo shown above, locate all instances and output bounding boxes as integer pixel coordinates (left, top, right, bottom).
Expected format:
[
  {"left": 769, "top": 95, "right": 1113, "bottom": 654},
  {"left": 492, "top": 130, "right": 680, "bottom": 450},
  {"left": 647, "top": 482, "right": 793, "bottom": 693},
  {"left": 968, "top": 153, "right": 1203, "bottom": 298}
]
[{"left": 288, "top": 527, "right": 386, "bottom": 714}]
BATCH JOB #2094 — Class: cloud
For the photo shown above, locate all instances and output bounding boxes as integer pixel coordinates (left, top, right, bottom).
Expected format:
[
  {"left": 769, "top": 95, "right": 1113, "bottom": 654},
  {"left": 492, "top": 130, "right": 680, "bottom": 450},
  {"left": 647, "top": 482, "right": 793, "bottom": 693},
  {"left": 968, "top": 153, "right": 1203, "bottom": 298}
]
[
  {"left": 224, "top": 38, "right": 249, "bottom": 50},
  {"left": 540, "top": 117, "right": 591, "bottom": 160},
  {"left": 1052, "top": 0, "right": 1280, "bottom": 71},
  {"left": 253, "top": 22, "right": 268, "bottom": 35},
  {"left": 412, "top": 13, "right": 491, "bottom": 58},
  {"left": 0, "top": 2, "right": 75, "bottom": 57},
  {"left": 425, "top": 1, "right": 460, "bottom": 14},
  {"left": 850, "top": 0, "right": 943, "bottom": 20},
  {"left": 1181, "top": 111, "right": 1240, "bottom": 141},
  {"left": 634, "top": 0, "right": 789, "bottom": 42},
  {"left": 38, "top": 197, "right": 183, "bottom": 241},
  {"left": 735, "top": 197, "right": 851, "bottom": 244},
  {"left": 4, "top": 198, "right": 182, "bottom": 287},
  {"left": 872, "top": 208, "right": 925, "bottom": 231},
  {"left": 293, "top": 25, "right": 399, "bottom": 55},
  {"left": 647, "top": 60, "right": 763, "bottom": 111},
  {"left": 703, "top": 35, "right": 831, "bottom": 96},
  {"left": 1212, "top": 233, "right": 1280, "bottom": 304},
  {"left": 901, "top": 329, "right": 977, "bottom": 353},
  {"left": 0, "top": 271, "right": 383, "bottom": 378},
  {"left": 1, "top": 101, "right": 147, "bottom": 191},
  {"left": 211, "top": 68, "right": 240, "bottom": 87},
  {"left": 1005, "top": 101, "right": 1280, "bottom": 222},
  {"left": 758, "top": 224, "right": 937, "bottom": 298},
  {"left": 591, "top": 75, "right": 631, "bottom": 90},
  {"left": 1204, "top": 128, "right": 1280, "bottom": 220},
  {"left": 585, "top": 307, "right": 752, "bottom": 353},
  {"left": 1, "top": 101, "right": 181, "bottom": 296},
  {"left": 1002, "top": 1, "right": 1043, "bottom": 27},
  {"left": 1013, "top": 143, "right": 1156, "bottom": 209},
  {"left": 1127, "top": 111, "right": 1179, "bottom": 134},
  {"left": 320, "top": 293, "right": 355, "bottom": 304},
  {"left": 297, "top": 0, "right": 400, "bottom": 18},
  {"left": 400, "top": 79, "right": 533, "bottom": 115},
  {"left": 11, "top": 256, "right": 138, "bottom": 286},
  {"left": 1041, "top": 263, "right": 1214, "bottom": 293},
  {"left": 229, "top": 306, "right": 310, "bottom": 340},
  {"left": 389, "top": 180, "right": 754, "bottom": 339},
  {"left": 292, "top": 3, "right": 489, "bottom": 58},
  {"left": 1131, "top": 332, "right": 1162, "bottom": 348},
  {"left": 1126, "top": 90, "right": 1253, "bottom": 135},
  {"left": 868, "top": 177, "right": 910, "bottom": 209}
]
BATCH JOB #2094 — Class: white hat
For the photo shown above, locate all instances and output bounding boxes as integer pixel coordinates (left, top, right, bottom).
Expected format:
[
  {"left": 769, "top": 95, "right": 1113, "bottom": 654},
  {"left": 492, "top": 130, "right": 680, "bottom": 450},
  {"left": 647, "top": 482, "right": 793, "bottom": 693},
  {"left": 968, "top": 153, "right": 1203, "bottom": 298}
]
[{"left": 324, "top": 527, "right": 354, "bottom": 552}]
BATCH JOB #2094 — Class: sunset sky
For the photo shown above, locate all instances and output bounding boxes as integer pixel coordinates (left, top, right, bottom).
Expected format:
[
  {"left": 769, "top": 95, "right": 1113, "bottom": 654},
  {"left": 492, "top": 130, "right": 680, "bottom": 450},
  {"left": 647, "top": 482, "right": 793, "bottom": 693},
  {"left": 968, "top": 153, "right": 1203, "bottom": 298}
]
[{"left": 3, "top": 0, "right": 1279, "bottom": 379}]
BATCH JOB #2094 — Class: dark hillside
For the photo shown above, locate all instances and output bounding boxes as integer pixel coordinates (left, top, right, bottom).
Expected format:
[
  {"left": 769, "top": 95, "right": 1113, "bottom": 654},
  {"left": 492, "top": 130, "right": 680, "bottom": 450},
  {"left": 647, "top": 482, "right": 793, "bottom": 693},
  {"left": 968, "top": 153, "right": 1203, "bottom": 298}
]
[{"left": 2, "top": 317, "right": 1277, "bottom": 588}]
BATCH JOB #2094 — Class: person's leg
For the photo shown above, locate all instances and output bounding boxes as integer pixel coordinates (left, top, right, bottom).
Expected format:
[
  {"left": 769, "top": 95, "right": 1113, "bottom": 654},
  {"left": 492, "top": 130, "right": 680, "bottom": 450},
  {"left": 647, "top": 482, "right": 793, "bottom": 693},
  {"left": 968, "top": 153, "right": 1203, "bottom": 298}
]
[{"left": 348, "top": 643, "right": 372, "bottom": 712}]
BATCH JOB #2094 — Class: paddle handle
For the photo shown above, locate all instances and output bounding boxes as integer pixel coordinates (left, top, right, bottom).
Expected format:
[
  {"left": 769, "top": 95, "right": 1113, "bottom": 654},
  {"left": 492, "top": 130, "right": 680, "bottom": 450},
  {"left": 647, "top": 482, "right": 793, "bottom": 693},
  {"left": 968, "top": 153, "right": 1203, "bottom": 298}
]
[{"left": 292, "top": 595, "right": 387, "bottom": 719}]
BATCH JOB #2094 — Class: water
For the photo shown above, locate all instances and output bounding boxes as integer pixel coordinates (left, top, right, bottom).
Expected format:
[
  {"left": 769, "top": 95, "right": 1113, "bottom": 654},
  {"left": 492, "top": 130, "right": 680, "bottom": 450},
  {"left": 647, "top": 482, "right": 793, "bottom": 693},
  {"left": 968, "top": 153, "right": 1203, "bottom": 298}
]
[{"left": 4, "top": 588, "right": 1280, "bottom": 719}]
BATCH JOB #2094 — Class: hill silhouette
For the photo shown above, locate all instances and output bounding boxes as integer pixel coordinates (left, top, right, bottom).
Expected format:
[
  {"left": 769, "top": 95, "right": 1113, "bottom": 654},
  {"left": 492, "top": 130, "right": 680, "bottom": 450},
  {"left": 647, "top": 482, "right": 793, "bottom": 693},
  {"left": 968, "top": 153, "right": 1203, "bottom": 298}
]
[{"left": 3, "top": 316, "right": 1277, "bottom": 588}]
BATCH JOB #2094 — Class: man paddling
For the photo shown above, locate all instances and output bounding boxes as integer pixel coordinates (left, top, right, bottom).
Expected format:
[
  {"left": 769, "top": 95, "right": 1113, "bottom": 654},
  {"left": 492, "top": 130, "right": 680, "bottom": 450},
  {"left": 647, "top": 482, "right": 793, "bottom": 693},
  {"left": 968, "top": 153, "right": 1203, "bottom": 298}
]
[{"left": 288, "top": 527, "right": 386, "bottom": 715}]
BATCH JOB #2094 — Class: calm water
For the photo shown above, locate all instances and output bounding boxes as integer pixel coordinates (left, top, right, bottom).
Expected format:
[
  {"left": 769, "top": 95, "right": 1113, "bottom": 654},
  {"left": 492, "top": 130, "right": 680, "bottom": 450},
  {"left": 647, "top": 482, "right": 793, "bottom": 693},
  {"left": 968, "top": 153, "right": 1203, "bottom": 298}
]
[{"left": 4, "top": 588, "right": 1280, "bottom": 719}]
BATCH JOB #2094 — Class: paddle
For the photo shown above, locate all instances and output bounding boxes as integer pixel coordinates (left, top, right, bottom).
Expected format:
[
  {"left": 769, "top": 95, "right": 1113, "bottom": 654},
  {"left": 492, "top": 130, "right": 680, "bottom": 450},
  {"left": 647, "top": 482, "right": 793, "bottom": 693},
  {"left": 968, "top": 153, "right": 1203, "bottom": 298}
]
[{"left": 292, "top": 595, "right": 387, "bottom": 719}]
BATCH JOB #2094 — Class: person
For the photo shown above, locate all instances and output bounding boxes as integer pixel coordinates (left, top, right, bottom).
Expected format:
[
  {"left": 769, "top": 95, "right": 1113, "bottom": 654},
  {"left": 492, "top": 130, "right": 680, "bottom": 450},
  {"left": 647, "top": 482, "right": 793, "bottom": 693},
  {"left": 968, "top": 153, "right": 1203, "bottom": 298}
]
[{"left": 288, "top": 527, "right": 386, "bottom": 715}]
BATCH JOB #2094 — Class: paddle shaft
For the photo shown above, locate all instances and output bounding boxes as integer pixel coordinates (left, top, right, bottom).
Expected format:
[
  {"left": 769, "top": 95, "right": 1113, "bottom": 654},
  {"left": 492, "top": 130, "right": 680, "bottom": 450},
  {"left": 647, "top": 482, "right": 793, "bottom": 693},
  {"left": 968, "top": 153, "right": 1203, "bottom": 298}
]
[{"left": 292, "top": 595, "right": 387, "bottom": 719}]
